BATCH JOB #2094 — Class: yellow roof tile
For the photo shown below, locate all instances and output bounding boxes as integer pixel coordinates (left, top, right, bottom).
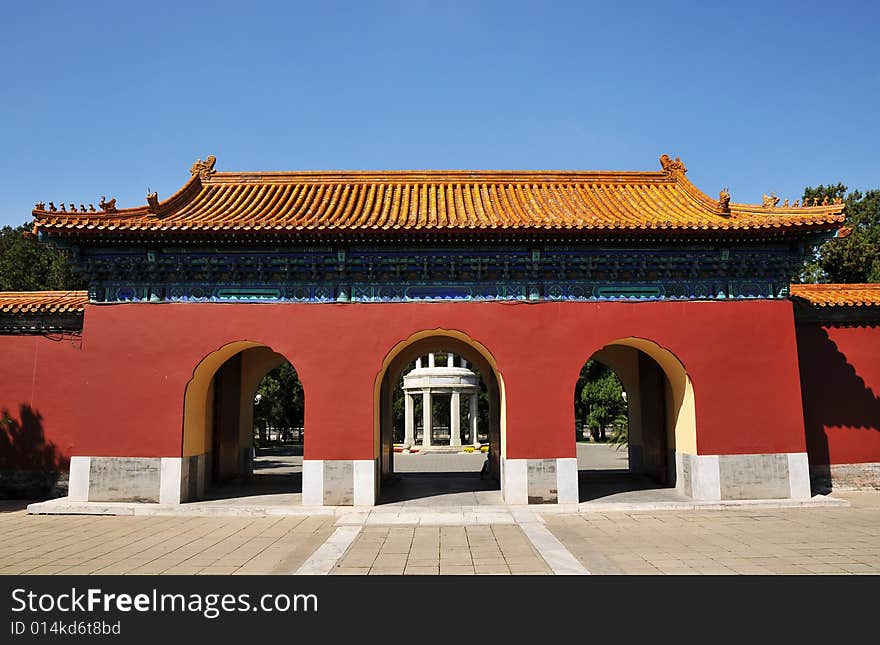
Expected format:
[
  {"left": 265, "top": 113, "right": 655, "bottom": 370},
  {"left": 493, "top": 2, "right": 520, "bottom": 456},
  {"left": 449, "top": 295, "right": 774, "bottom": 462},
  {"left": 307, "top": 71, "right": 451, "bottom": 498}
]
[
  {"left": 32, "top": 156, "right": 846, "bottom": 237},
  {"left": 0, "top": 291, "right": 89, "bottom": 314},
  {"left": 790, "top": 284, "right": 880, "bottom": 307}
]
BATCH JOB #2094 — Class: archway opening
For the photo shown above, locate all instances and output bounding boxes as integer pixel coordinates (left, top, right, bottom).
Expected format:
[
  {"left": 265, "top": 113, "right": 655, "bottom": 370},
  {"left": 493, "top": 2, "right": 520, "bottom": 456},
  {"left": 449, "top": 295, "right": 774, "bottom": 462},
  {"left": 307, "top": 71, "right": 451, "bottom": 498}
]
[
  {"left": 376, "top": 334, "right": 504, "bottom": 505},
  {"left": 251, "top": 359, "right": 304, "bottom": 484},
  {"left": 575, "top": 339, "right": 695, "bottom": 502},
  {"left": 181, "top": 342, "right": 305, "bottom": 503}
]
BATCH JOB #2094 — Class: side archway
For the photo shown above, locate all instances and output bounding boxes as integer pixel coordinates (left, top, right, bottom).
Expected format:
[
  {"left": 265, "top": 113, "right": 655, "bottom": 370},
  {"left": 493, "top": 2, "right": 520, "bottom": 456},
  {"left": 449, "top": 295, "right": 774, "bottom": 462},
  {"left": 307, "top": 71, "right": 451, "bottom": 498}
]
[
  {"left": 576, "top": 337, "right": 696, "bottom": 500},
  {"left": 180, "top": 340, "right": 304, "bottom": 502}
]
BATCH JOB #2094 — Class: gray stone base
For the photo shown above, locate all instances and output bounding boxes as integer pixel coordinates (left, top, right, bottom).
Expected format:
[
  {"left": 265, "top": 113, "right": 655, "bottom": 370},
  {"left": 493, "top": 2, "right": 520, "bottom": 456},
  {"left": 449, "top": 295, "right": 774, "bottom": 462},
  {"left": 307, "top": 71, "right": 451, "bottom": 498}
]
[
  {"left": 677, "top": 452, "right": 810, "bottom": 501},
  {"left": 302, "top": 459, "right": 376, "bottom": 506},
  {"left": 810, "top": 462, "right": 880, "bottom": 492},
  {"left": 68, "top": 456, "right": 197, "bottom": 504},
  {"left": 501, "top": 457, "right": 578, "bottom": 505}
]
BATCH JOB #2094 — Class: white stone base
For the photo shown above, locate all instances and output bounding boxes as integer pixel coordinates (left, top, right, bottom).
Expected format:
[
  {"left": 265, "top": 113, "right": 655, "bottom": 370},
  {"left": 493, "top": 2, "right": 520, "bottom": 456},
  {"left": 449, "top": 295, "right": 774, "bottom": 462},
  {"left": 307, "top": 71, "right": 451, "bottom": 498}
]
[
  {"left": 502, "top": 458, "right": 528, "bottom": 505},
  {"left": 692, "top": 454, "right": 721, "bottom": 501},
  {"left": 556, "top": 458, "right": 579, "bottom": 504},
  {"left": 788, "top": 453, "right": 811, "bottom": 499},
  {"left": 501, "top": 457, "right": 578, "bottom": 505},
  {"left": 302, "top": 459, "right": 376, "bottom": 507},
  {"left": 353, "top": 460, "right": 376, "bottom": 507},
  {"left": 67, "top": 456, "right": 91, "bottom": 502},
  {"left": 302, "top": 460, "right": 324, "bottom": 506},
  {"left": 159, "top": 458, "right": 183, "bottom": 504}
]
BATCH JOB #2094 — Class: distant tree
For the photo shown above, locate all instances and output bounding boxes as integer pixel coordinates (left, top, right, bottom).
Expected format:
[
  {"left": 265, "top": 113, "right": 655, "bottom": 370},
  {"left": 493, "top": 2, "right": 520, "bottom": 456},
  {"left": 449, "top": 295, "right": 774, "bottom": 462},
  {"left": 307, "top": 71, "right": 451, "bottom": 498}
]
[
  {"left": 575, "top": 360, "right": 628, "bottom": 443},
  {"left": 0, "top": 223, "right": 83, "bottom": 291},
  {"left": 800, "top": 185, "right": 880, "bottom": 283},
  {"left": 253, "top": 362, "right": 304, "bottom": 443}
]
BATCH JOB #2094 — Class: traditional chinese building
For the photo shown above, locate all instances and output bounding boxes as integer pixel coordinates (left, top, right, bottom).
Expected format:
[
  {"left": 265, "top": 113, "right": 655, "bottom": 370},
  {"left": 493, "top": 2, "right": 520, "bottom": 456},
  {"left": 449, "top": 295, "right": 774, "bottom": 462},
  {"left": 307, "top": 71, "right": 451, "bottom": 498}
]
[{"left": 1, "top": 155, "right": 877, "bottom": 507}]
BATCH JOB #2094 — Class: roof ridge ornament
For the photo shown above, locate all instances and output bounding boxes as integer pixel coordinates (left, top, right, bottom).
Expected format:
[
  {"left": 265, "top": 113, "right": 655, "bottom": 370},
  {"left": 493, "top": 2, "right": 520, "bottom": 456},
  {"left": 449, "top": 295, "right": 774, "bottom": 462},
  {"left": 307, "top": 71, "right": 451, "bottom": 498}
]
[
  {"left": 190, "top": 155, "right": 217, "bottom": 180},
  {"left": 659, "top": 154, "right": 687, "bottom": 174},
  {"left": 99, "top": 196, "right": 117, "bottom": 213},
  {"left": 146, "top": 190, "right": 160, "bottom": 214},
  {"left": 761, "top": 192, "right": 780, "bottom": 208},
  {"left": 719, "top": 187, "right": 731, "bottom": 215}
]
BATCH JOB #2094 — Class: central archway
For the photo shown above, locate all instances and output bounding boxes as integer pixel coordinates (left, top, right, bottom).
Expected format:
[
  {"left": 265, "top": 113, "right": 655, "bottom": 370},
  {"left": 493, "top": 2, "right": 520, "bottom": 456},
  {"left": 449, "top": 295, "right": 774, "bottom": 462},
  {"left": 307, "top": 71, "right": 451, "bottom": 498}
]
[{"left": 374, "top": 330, "right": 506, "bottom": 504}]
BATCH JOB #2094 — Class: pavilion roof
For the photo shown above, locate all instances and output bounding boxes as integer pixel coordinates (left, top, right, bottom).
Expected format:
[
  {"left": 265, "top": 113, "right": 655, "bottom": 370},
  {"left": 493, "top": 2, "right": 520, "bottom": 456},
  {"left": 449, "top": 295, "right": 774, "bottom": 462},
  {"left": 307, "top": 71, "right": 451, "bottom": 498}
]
[
  {"left": 32, "top": 155, "right": 845, "bottom": 241},
  {"left": 789, "top": 283, "right": 880, "bottom": 308},
  {"left": 0, "top": 291, "right": 89, "bottom": 314}
]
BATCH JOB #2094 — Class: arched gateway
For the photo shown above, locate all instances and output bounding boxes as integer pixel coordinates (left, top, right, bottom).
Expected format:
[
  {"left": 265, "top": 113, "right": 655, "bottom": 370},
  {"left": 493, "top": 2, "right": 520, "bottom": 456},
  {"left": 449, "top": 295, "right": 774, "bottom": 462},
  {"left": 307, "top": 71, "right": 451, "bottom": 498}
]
[{"left": 6, "top": 154, "right": 860, "bottom": 506}]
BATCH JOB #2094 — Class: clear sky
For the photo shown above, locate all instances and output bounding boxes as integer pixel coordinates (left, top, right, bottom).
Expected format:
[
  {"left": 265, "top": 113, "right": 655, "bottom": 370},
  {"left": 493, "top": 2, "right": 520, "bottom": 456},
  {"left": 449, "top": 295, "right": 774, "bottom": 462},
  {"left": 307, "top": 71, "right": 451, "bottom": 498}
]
[{"left": 1, "top": 0, "right": 877, "bottom": 227}]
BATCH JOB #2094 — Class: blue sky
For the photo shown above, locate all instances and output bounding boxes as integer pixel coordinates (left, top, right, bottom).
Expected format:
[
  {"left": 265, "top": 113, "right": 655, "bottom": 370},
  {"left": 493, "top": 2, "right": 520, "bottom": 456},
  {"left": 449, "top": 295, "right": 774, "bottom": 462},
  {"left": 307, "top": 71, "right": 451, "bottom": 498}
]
[{"left": 1, "top": 0, "right": 877, "bottom": 227}]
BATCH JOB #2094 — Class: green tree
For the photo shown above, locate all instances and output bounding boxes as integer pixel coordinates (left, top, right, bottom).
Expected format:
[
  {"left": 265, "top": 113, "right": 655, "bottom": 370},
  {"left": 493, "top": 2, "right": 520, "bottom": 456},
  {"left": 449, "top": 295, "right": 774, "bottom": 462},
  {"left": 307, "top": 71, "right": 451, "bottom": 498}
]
[
  {"left": 253, "top": 362, "right": 304, "bottom": 444},
  {"left": 575, "top": 360, "right": 628, "bottom": 443},
  {"left": 0, "top": 223, "right": 83, "bottom": 291},
  {"left": 800, "top": 185, "right": 880, "bottom": 283}
]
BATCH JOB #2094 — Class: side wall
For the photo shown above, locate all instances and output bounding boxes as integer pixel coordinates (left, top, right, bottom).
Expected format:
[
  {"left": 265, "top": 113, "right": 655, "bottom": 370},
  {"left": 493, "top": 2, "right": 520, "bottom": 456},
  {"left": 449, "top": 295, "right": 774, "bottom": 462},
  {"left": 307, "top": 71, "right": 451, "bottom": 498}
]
[
  {"left": 0, "top": 334, "right": 83, "bottom": 496},
  {"left": 796, "top": 321, "right": 880, "bottom": 489}
]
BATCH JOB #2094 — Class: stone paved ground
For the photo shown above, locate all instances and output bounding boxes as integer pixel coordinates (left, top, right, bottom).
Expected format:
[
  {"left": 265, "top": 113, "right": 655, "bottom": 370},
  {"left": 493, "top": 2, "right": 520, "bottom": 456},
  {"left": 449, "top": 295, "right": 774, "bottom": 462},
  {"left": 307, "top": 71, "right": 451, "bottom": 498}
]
[
  {"left": 543, "top": 492, "right": 880, "bottom": 574},
  {"left": 0, "top": 504, "right": 334, "bottom": 575},
  {"left": 330, "top": 524, "right": 551, "bottom": 575},
  {"left": 2, "top": 492, "right": 879, "bottom": 575}
]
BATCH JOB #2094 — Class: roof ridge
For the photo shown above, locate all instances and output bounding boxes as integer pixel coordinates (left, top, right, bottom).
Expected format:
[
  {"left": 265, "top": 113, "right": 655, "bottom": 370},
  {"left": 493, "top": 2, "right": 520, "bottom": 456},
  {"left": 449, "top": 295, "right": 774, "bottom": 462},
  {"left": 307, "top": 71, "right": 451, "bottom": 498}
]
[{"left": 30, "top": 155, "right": 847, "bottom": 236}]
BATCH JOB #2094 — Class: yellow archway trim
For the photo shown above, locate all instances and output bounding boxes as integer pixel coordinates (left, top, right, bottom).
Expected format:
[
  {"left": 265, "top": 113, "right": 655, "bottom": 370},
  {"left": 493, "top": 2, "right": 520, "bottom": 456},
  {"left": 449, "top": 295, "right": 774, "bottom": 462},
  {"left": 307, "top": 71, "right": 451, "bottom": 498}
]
[
  {"left": 372, "top": 328, "right": 507, "bottom": 456},
  {"left": 181, "top": 340, "right": 262, "bottom": 457},
  {"left": 599, "top": 337, "right": 697, "bottom": 455}
]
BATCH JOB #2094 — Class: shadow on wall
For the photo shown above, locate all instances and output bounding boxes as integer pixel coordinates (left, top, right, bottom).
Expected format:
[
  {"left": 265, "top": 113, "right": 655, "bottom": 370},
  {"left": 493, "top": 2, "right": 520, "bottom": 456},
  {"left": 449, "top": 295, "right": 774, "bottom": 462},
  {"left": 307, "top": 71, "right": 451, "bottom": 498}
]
[
  {"left": 796, "top": 324, "right": 880, "bottom": 493},
  {"left": 0, "top": 404, "right": 68, "bottom": 500}
]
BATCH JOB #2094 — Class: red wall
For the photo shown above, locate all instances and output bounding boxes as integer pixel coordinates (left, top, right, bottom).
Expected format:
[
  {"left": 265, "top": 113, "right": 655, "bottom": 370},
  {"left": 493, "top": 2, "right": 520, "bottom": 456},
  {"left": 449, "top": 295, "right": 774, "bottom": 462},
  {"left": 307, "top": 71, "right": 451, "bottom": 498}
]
[
  {"left": 0, "top": 334, "right": 83, "bottom": 471},
  {"left": 797, "top": 323, "right": 880, "bottom": 465},
  {"left": 0, "top": 300, "right": 810, "bottom": 466}
]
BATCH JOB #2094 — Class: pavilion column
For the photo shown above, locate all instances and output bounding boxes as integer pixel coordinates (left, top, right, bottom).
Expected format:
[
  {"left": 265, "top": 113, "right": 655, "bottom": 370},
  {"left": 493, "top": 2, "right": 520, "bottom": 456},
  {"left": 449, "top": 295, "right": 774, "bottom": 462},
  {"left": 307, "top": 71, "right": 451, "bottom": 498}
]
[
  {"left": 450, "top": 390, "right": 461, "bottom": 447},
  {"left": 422, "top": 389, "right": 432, "bottom": 448},
  {"left": 428, "top": 353, "right": 435, "bottom": 368},
  {"left": 470, "top": 393, "right": 479, "bottom": 447},
  {"left": 404, "top": 392, "right": 414, "bottom": 448}
]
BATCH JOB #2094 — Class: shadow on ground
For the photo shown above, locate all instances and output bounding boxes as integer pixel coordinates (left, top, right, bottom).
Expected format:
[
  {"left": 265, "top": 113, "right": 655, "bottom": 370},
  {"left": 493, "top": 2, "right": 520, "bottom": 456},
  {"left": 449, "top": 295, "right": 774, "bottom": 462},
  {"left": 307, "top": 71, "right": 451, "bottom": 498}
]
[
  {"left": 201, "top": 474, "right": 303, "bottom": 502},
  {"left": 379, "top": 472, "right": 499, "bottom": 504},
  {"left": 578, "top": 470, "right": 673, "bottom": 502},
  {"left": 0, "top": 500, "right": 32, "bottom": 513}
]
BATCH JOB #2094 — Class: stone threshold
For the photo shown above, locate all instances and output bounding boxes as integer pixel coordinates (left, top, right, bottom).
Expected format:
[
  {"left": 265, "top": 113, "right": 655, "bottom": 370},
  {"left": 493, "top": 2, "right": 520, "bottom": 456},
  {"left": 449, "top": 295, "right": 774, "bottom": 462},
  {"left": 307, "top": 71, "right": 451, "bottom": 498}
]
[{"left": 27, "top": 495, "right": 848, "bottom": 520}]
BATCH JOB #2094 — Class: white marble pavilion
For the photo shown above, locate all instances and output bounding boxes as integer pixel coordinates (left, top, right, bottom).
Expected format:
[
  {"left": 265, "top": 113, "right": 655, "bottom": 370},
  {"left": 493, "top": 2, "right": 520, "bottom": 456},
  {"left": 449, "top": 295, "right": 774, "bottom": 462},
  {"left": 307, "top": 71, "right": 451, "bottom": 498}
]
[{"left": 401, "top": 353, "right": 481, "bottom": 451}]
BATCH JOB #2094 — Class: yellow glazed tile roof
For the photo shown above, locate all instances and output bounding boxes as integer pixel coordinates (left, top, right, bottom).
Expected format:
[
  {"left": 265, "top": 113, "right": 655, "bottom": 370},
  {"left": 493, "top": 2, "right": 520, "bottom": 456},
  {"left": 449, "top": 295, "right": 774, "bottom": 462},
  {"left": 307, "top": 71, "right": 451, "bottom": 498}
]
[
  {"left": 0, "top": 291, "right": 89, "bottom": 314},
  {"left": 32, "top": 155, "right": 845, "bottom": 237},
  {"left": 790, "top": 283, "right": 880, "bottom": 307}
]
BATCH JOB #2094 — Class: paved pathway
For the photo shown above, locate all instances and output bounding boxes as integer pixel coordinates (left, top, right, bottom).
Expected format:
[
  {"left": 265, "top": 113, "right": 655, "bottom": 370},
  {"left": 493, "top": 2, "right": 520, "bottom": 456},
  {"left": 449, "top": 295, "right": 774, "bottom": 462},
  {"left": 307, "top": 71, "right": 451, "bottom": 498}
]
[
  {"left": 0, "top": 504, "right": 334, "bottom": 575},
  {"left": 543, "top": 491, "right": 880, "bottom": 574},
  {"left": 3, "top": 492, "right": 879, "bottom": 575}
]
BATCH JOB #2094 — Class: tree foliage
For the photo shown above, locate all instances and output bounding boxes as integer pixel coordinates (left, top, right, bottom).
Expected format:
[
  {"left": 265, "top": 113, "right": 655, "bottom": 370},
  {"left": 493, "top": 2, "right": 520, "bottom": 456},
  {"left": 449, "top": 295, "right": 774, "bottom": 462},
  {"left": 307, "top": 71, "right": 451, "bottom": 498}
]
[
  {"left": 0, "top": 222, "right": 83, "bottom": 291},
  {"left": 252, "top": 362, "right": 304, "bottom": 443},
  {"left": 801, "top": 185, "right": 880, "bottom": 283},
  {"left": 575, "top": 360, "right": 628, "bottom": 443}
]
